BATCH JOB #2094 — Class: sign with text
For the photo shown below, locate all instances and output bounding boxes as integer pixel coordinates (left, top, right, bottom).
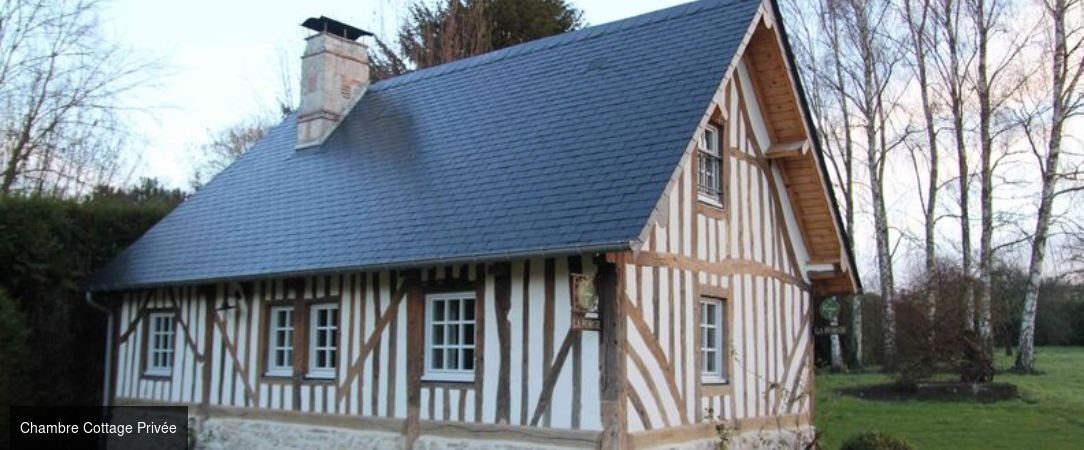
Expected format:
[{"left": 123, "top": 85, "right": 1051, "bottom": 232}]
[
  {"left": 814, "top": 325, "right": 848, "bottom": 336},
  {"left": 570, "top": 273, "right": 601, "bottom": 330},
  {"left": 8, "top": 405, "right": 188, "bottom": 449}
]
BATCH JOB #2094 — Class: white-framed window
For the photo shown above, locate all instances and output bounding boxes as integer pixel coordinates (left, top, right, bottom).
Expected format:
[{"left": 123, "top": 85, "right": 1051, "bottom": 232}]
[
  {"left": 700, "top": 298, "right": 728, "bottom": 383},
  {"left": 266, "top": 306, "right": 294, "bottom": 377},
  {"left": 698, "top": 125, "right": 723, "bottom": 204},
  {"left": 424, "top": 292, "right": 476, "bottom": 382},
  {"left": 307, "top": 304, "right": 338, "bottom": 379},
  {"left": 145, "top": 311, "right": 175, "bottom": 377}
]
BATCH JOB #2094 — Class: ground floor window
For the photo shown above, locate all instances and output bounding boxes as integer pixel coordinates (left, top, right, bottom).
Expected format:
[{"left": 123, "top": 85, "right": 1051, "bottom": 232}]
[
  {"left": 145, "top": 311, "right": 175, "bottom": 376},
  {"left": 307, "top": 304, "right": 338, "bottom": 379},
  {"left": 700, "top": 297, "right": 728, "bottom": 383},
  {"left": 424, "top": 292, "right": 476, "bottom": 382},
  {"left": 266, "top": 306, "right": 294, "bottom": 377}
]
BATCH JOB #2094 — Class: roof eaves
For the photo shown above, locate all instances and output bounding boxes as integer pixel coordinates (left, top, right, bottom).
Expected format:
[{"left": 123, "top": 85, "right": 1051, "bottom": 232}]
[{"left": 86, "top": 240, "right": 634, "bottom": 292}]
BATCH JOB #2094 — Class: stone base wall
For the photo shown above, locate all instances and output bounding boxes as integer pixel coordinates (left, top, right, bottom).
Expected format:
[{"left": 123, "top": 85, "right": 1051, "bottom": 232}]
[
  {"left": 197, "top": 418, "right": 401, "bottom": 450},
  {"left": 192, "top": 417, "right": 587, "bottom": 450},
  {"left": 636, "top": 426, "right": 815, "bottom": 450},
  {"left": 727, "top": 426, "right": 815, "bottom": 450}
]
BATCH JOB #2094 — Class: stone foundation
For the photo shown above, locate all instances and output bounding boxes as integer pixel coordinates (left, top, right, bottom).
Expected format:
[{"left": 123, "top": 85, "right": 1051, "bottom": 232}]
[
  {"left": 197, "top": 418, "right": 401, "bottom": 450},
  {"left": 192, "top": 416, "right": 590, "bottom": 450},
  {"left": 727, "top": 426, "right": 815, "bottom": 450},
  {"left": 636, "top": 426, "right": 815, "bottom": 450}
]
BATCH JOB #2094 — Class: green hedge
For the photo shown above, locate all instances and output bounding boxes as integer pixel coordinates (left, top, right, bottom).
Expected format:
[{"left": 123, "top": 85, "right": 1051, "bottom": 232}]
[{"left": 0, "top": 183, "right": 180, "bottom": 407}]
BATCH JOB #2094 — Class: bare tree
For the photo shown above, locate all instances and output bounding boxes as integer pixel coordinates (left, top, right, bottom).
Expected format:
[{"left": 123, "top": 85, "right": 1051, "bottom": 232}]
[
  {"left": 189, "top": 118, "right": 275, "bottom": 190},
  {"left": 966, "top": 0, "right": 1034, "bottom": 355},
  {"left": 1014, "top": 0, "right": 1084, "bottom": 373},
  {"left": 930, "top": 0, "right": 979, "bottom": 331},
  {"left": 0, "top": 0, "right": 155, "bottom": 197},
  {"left": 396, "top": 0, "right": 490, "bottom": 70},
  {"left": 902, "top": 0, "right": 943, "bottom": 319},
  {"left": 838, "top": 0, "right": 909, "bottom": 366}
]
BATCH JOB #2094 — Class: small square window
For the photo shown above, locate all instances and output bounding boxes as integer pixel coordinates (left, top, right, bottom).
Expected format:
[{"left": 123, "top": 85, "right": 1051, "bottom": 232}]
[
  {"left": 145, "top": 312, "right": 175, "bottom": 377},
  {"left": 698, "top": 125, "right": 723, "bottom": 204},
  {"left": 424, "top": 292, "right": 477, "bottom": 382}
]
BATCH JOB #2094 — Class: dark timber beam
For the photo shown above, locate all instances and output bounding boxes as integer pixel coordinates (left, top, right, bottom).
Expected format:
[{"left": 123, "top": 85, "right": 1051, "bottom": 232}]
[
  {"left": 765, "top": 139, "right": 808, "bottom": 159},
  {"left": 598, "top": 253, "right": 627, "bottom": 450}
]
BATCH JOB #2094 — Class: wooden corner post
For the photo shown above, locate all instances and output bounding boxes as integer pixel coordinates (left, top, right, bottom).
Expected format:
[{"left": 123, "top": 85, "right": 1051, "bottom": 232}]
[
  {"left": 402, "top": 271, "right": 424, "bottom": 449},
  {"left": 597, "top": 253, "right": 627, "bottom": 449}
]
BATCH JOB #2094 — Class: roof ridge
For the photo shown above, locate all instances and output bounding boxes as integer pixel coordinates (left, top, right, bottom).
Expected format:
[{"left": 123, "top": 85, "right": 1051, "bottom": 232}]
[{"left": 369, "top": 0, "right": 750, "bottom": 92}]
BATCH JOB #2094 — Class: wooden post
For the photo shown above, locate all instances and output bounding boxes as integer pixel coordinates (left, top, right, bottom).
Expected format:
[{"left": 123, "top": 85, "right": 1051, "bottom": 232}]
[
  {"left": 597, "top": 253, "right": 627, "bottom": 449},
  {"left": 403, "top": 273, "right": 424, "bottom": 449},
  {"left": 200, "top": 285, "right": 216, "bottom": 413},
  {"left": 494, "top": 262, "right": 513, "bottom": 424}
]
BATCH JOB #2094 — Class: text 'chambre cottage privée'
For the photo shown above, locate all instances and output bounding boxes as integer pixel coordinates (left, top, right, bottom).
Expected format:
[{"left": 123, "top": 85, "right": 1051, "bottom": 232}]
[{"left": 19, "top": 421, "right": 178, "bottom": 437}]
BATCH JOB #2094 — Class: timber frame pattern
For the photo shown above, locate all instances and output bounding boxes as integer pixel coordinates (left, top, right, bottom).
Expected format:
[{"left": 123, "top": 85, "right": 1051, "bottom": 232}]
[{"left": 106, "top": 2, "right": 856, "bottom": 449}]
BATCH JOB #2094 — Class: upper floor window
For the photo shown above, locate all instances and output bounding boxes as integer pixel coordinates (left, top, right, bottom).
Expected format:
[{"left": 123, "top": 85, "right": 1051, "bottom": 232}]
[
  {"left": 307, "top": 304, "right": 338, "bottom": 379},
  {"left": 145, "top": 311, "right": 175, "bottom": 377},
  {"left": 424, "top": 292, "right": 476, "bottom": 382},
  {"left": 700, "top": 297, "right": 728, "bottom": 384},
  {"left": 267, "top": 306, "right": 294, "bottom": 377},
  {"left": 698, "top": 125, "right": 723, "bottom": 204}
]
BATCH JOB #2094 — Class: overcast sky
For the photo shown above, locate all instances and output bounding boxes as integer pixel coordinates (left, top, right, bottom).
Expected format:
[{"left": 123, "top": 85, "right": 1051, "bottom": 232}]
[{"left": 104, "top": 0, "right": 690, "bottom": 189}]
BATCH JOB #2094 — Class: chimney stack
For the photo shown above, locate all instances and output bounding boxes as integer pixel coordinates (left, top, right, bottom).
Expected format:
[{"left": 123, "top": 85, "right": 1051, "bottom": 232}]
[{"left": 296, "top": 17, "right": 373, "bottom": 149}]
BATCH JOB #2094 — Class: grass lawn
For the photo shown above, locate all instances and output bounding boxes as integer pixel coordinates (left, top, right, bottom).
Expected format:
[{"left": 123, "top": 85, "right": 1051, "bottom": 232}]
[{"left": 815, "top": 346, "right": 1084, "bottom": 449}]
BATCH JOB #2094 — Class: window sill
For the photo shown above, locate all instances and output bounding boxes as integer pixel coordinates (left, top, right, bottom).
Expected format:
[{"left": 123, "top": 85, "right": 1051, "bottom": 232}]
[
  {"left": 701, "top": 381, "right": 732, "bottom": 397},
  {"left": 264, "top": 369, "right": 293, "bottom": 378},
  {"left": 697, "top": 196, "right": 726, "bottom": 219},
  {"left": 305, "top": 371, "right": 336, "bottom": 382},
  {"left": 422, "top": 373, "right": 475, "bottom": 383},
  {"left": 142, "top": 370, "right": 171, "bottom": 379},
  {"left": 698, "top": 195, "right": 724, "bottom": 208}
]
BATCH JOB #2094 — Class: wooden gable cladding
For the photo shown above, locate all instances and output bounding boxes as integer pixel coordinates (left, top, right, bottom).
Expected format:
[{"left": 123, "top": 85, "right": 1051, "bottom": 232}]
[
  {"left": 746, "top": 22, "right": 804, "bottom": 144},
  {"left": 744, "top": 17, "right": 856, "bottom": 295}
]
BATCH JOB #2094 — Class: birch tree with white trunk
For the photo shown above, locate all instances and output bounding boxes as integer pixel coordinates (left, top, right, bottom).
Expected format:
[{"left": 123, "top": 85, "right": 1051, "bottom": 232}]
[{"left": 1014, "top": 0, "right": 1084, "bottom": 373}]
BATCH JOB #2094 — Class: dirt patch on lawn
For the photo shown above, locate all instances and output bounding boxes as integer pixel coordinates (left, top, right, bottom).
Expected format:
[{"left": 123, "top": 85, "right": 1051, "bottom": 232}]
[{"left": 838, "top": 382, "right": 1019, "bottom": 403}]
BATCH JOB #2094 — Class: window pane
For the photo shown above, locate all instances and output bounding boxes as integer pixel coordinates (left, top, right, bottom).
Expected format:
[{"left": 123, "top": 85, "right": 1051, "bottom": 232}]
[
  {"left": 463, "top": 348, "right": 474, "bottom": 370},
  {"left": 448, "top": 348, "right": 459, "bottom": 370},
  {"left": 464, "top": 299, "right": 474, "bottom": 320},
  {"left": 463, "top": 324, "right": 474, "bottom": 345},
  {"left": 433, "top": 300, "right": 444, "bottom": 321},
  {"left": 448, "top": 300, "right": 460, "bottom": 321},
  {"left": 448, "top": 325, "right": 459, "bottom": 345},
  {"left": 432, "top": 325, "right": 444, "bottom": 345},
  {"left": 432, "top": 349, "right": 443, "bottom": 369}
]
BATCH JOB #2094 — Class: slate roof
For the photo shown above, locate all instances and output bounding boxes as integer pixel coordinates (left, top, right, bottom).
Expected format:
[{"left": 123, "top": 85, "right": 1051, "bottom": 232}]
[{"left": 88, "top": 0, "right": 763, "bottom": 290}]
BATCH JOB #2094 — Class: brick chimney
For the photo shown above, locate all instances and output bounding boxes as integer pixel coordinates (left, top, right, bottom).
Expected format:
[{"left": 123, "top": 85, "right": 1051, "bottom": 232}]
[{"left": 296, "top": 17, "right": 373, "bottom": 149}]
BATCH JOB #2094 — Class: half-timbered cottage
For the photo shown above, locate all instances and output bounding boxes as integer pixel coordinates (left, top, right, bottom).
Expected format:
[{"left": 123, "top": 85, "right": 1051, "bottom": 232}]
[{"left": 87, "top": 0, "right": 859, "bottom": 448}]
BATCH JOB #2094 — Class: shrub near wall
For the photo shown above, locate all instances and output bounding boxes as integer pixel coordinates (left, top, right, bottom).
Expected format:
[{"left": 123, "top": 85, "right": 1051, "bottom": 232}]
[{"left": 839, "top": 432, "right": 914, "bottom": 450}]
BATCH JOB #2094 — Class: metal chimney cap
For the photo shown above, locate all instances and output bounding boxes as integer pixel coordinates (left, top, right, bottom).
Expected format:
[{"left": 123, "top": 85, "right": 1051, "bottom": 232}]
[{"left": 301, "top": 16, "right": 373, "bottom": 41}]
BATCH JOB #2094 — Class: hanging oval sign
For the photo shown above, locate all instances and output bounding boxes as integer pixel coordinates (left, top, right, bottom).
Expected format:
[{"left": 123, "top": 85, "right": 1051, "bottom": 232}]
[{"left": 819, "top": 297, "right": 840, "bottom": 321}]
